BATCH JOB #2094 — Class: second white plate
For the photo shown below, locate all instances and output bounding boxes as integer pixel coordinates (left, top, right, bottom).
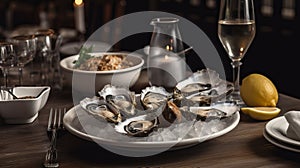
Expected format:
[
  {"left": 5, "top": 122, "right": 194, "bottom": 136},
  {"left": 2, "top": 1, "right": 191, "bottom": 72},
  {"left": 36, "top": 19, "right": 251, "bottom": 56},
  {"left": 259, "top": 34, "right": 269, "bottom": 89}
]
[
  {"left": 60, "top": 41, "right": 111, "bottom": 55},
  {"left": 265, "top": 116, "right": 300, "bottom": 146},
  {"left": 263, "top": 129, "right": 300, "bottom": 153}
]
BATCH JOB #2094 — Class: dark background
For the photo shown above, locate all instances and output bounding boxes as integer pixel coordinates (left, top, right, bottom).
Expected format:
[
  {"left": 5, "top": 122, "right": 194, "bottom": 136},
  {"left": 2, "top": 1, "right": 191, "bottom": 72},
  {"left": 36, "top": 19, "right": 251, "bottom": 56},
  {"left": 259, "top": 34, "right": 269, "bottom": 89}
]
[{"left": 1, "top": 0, "right": 299, "bottom": 99}]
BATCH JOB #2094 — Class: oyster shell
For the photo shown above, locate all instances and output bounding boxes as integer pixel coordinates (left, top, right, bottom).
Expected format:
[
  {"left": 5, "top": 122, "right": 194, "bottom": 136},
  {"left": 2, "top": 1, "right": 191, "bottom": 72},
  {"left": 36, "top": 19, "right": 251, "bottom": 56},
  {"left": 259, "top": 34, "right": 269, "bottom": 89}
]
[
  {"left": 80, "top": 96, "right": 122, "bottom": 124},
  {"left": 182, "top": 101, "right": 239, "bottom": 121},
  {"left": 175, "top": 68, "right": 222, "bottom": 91},
  {"left": 174, "top": 68, "right": 233, "bottom": 106},
  {"left": 140, "top": 86, "right": 172, "bottom": 110},
  {"left": 99, "top": 84, "right": 137, "bottom": 117},
  {"left": 115, "top": 114, "right": 159, "bottom": 137},
  {"left": 162, "top": 101, "right": 182, "bottom": 124}
]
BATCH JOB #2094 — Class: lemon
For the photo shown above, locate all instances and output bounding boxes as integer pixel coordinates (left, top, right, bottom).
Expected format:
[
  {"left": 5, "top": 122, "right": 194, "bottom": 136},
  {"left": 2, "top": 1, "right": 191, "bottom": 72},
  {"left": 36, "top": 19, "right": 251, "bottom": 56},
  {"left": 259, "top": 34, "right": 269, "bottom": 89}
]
[
  {"left": 241, "top": 107, "right": 281, "bottom": 120},
  {"left": 240, "top": 73, "right": 278, "bottom": 107}
]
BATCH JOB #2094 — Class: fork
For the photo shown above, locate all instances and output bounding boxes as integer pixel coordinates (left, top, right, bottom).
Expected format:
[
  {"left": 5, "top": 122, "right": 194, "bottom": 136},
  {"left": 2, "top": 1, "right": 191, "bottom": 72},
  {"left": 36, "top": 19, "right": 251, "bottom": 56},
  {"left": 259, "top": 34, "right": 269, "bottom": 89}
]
[{"left": 43, "top": 108, "right": 66, "bottom": 168}]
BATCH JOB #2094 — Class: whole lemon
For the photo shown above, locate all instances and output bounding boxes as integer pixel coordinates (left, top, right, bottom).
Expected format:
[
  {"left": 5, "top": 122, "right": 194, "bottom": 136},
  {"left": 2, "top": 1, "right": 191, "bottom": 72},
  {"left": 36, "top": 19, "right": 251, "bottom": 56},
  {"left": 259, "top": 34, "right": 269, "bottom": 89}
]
[{"left": 240, "top": 73, "right": 278, "bottom": 107}]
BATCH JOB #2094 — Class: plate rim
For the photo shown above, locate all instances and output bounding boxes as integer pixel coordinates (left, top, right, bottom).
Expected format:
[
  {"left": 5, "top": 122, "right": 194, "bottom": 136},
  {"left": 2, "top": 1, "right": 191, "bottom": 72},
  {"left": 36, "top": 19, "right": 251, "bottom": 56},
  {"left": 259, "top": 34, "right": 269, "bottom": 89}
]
[
  {"left": 265, "top": 116, "right": 300, "bottom": 146},
  {"left": 63, "top": 105, "right": 240, "bottom": 149},
  {"left": 59, "top": 41, "right": 111, "bottom": 55},
  {"left": 263, "top": 129, "right": 300, "bottom": 153}
]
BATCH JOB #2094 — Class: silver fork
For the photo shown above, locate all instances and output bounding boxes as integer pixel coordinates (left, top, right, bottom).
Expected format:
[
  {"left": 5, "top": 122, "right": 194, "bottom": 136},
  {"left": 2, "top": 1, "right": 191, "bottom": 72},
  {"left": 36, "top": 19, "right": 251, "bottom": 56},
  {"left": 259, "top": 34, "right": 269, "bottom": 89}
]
[{"left": 43, "top": 108, "right": 66, "bottom": 168}]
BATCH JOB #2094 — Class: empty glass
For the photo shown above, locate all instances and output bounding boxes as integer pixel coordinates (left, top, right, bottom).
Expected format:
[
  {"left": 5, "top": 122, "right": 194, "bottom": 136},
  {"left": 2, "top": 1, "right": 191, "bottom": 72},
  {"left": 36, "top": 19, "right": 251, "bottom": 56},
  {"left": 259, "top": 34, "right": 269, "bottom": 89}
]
[
  {"left": 46, "top": 33, "right": 63, "bottom": 89},
  {"left": 9, "top": 35, "right": 37, "bottom": 85},
  {"left": 33, "top": 29, "right": 55, "bottom": 85},
  {"left": 0, "top": 42, "right": 16, "bottom": 87}
]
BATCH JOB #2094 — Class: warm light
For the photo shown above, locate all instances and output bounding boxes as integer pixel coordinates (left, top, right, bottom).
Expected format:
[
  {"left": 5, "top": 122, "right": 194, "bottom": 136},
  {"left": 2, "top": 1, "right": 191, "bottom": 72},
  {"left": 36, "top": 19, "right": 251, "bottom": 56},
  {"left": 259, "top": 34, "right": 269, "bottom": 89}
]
[
  {"left": 165, "top": 45, "right": 173, "bottom": 51},
  {"left": 74, "top": 0, "right": 83, "bottom": 6},
  {"left": 166, "top": 45, "right": 170, "bottom": 51},
  {"left": 164, "top": 55, "right": 169, "bottom": 60},
  {"left": 240, "top": 47, "right": 244, "bottom": 52}
]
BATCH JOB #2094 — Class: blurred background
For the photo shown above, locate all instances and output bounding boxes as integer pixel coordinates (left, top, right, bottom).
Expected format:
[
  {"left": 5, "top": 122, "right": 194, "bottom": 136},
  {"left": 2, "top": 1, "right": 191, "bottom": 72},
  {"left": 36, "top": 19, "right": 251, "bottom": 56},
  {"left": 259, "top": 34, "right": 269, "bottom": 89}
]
[{"left": 0, "top": 0, "right": 299, "bottom": 99}]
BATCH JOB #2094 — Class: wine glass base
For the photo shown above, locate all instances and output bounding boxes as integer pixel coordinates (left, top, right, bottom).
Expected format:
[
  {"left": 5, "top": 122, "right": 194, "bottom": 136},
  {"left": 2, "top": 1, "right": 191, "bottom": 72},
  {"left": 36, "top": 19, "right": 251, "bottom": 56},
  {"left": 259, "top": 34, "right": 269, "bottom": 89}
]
[{"left": 228, "top": 93, "right": 246, "bottom": 107}]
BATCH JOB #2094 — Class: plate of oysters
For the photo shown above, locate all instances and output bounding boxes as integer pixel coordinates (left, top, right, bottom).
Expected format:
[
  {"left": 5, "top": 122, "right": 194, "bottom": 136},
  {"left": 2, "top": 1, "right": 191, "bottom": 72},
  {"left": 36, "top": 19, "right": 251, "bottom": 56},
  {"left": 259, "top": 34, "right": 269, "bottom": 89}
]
[{"left": 63, "top": 69, "right": 240, "bottom": 156}]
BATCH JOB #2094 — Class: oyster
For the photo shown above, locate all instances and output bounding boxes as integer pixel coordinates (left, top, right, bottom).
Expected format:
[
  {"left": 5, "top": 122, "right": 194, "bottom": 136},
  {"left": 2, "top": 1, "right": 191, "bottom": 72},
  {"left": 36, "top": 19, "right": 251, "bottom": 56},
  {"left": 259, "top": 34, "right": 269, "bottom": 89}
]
[
  {"left": 174, "top": 68, "right": 233, "bottom": 106},
  {"left": 162, "top": 101, "right": 182, "bottom": 124},
  {"left": 99, "top": 84, "right": 137, "bottom": 117},
  {"left": 114, "top": 114, "right": 159, "bottom": 137},
  {"left": 182, "top": 101, "right": 239, "bottom": 121},
  {"left": 140, "top": 86, "right": 172, "bottom": 110},
  {"left": 80, "top": 96, "right": 122, "bottom": 124}
]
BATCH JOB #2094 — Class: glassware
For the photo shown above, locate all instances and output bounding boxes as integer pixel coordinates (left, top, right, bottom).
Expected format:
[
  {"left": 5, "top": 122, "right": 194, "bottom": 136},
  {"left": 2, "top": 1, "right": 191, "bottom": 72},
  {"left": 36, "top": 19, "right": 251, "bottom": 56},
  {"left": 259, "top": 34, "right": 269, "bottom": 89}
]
[
  {"left": 218, "top": 0, "right": 256, "bottom": 104},
  {"left": 9, "top": 35, "right": 37, "bottom": 85},
  {"left": 0, "top": 42, "right": 16, "bottom": 87},
  {"left": 148, "top": 17, "right": 186, "bottom": 91},
  {"left": 34, "top": 29, "right": 55, "bottom": 85},
  {"left": 46, "top": 33, "right": 63, "bottom": 89}
]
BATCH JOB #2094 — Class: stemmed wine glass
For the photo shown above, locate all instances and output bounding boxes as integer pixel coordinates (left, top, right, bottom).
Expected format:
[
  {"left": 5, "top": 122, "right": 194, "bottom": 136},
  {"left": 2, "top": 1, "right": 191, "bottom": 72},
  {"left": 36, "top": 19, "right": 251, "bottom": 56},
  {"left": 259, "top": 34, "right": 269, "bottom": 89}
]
[
  {"left": 0, "top": 42, "right": 16, "bottom": 88},
  {"left": 34, "top": 29, "right": 56, "bottom": 85},
  {"left": 35, "top": 30, "right": 62, "bottom": 86},
  {"left": 218, "top": 0, "right": 256, "bottom": 104},
  {"left": 9, "top": 35, "right": 37, "bottom": 85}
]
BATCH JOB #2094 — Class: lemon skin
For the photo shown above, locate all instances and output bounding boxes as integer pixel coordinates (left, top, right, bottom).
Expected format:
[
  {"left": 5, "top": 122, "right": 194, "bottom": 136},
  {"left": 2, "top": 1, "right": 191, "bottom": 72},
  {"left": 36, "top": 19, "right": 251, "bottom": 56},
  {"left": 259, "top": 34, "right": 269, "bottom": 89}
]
[
  {"left": 240, "top": 73, "right": 278, "bottom": 107},
  {"left": 241, "top": 107, "right": 281, "bottom": 120}
]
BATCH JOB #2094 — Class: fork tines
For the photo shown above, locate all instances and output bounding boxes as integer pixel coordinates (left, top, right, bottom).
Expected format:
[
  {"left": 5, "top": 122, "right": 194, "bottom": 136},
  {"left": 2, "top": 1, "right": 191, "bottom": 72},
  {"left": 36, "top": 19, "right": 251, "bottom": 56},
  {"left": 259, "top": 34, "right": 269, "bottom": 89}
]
[{"left": 47, "top": 108, "right": 66, "bottom": 132}]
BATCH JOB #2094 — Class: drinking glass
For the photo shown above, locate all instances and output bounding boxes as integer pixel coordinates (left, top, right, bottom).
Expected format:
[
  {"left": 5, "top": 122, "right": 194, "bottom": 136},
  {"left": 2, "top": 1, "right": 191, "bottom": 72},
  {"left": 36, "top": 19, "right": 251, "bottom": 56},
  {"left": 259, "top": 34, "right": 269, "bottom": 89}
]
[
  {"left": 45, "top": 32, "right": 63, "bottom": 89},
  {"left": 34, "top": 29, "right": 55, "bottom": 85},
  {"left": 148, "top": 17, "right": 186, "bottom": 91},
  {"left": 0, "top": 42, "right": 16, "bottom": 87},
  {"left": 218, "top": 0, "right": 256, "bottom": 104},
  {"left": 9, "top": 35, "right": 37, "bottom": 85}
]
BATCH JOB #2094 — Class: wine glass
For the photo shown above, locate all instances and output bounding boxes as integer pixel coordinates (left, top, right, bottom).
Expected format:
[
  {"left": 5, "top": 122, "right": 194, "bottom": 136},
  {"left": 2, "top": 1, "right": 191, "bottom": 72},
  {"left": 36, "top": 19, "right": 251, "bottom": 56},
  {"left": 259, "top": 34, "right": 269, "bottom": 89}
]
[
  {"left": 34, "top": 29, "right": 56, "bottom": 85},
  {"left": 9, "top": 35, "right": 37, "bottom": 85},
  {"left": 217, "top": 0, "right": 256, "bottom": 104},
  {"left": 148, "top": 17, "right": 186, "bottom": 91},
  {"left": 0, "top": 42, "right": 16, "bottom": 88}
]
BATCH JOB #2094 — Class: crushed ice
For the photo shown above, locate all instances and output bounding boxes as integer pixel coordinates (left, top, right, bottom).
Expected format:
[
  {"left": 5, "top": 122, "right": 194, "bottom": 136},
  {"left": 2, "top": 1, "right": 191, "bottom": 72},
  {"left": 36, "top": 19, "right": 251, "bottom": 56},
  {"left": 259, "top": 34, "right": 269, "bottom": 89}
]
[{"left": 79, "top": 114, "right": 232, "bottom": 142}]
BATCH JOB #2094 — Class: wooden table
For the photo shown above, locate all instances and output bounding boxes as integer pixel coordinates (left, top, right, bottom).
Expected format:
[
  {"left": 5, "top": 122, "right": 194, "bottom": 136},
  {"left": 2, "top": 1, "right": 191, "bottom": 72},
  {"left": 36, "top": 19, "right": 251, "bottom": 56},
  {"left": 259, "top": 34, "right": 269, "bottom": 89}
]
[{"left": 1, "top": 70, "right": 300, "bottom": 168}]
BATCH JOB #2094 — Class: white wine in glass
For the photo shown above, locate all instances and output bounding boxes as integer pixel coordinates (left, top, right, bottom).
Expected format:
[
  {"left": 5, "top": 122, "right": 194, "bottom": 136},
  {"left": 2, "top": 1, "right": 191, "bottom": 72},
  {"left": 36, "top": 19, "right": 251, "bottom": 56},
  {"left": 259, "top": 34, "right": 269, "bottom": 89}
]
[{"left": 218, "top": 0, "right": 256, "bottom": 104}]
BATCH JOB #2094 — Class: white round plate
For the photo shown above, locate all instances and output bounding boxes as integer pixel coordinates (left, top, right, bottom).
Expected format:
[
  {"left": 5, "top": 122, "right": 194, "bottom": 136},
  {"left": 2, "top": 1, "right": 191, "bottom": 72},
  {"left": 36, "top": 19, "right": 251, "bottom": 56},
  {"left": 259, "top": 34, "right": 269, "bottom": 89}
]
[
  {"left": 265, "top": 116, "right": 300, "bottom": 146},
  {"left": 59, "top": 41, "right": 111, "bottom": 55},
  {"left": 263, "top": 129, "right": 300, "bottom": 153},
  {"left": 63, "top": 105, "right": 240, "bottom": 152}
]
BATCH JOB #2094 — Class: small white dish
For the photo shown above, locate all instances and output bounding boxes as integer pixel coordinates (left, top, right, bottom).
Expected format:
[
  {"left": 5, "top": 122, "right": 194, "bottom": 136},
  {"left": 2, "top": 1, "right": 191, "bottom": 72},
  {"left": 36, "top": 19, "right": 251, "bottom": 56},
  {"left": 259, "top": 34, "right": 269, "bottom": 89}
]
[
  {"left": 263, "top": 129, "right": 300, "bottom": 153},
  {"left": 265, "top": 116, "right": 300, "bottom": 146},
  {"left": 0, "top": 86, "right": 51, "bottom": 124}
]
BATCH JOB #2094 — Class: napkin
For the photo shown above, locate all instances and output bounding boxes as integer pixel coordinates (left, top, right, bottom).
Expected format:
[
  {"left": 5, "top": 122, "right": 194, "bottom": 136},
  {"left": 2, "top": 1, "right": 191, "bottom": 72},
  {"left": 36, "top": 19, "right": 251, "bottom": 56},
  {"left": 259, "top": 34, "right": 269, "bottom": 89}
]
[{"left": 284, "top": 110, "right": 300, "bottom": 141}]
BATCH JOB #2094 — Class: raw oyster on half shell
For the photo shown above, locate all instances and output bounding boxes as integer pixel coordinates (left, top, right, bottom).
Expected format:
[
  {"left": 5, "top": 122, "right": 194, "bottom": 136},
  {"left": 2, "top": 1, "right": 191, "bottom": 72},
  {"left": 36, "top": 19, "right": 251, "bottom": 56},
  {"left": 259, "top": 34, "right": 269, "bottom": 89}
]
[
  {"left": 99, "top": 84, "right": 137, "bottom": 118},
  {"left": 181, "top": 101, "right": 239, "bottom": 121},
  {"left": 173, "top": 68, "right": 233, "bottom": 106},
  {"left": 162, "top": 101, "right": 183, "bottom": 124},
  {"left": 115, "top": 114, "right": 159, "bottom": 137},
  {"left": 80, "top": 96, "right": 122, "bottom": 124},
  {"left": 140, "top": 86, "right": 172, "bottom": 110}
]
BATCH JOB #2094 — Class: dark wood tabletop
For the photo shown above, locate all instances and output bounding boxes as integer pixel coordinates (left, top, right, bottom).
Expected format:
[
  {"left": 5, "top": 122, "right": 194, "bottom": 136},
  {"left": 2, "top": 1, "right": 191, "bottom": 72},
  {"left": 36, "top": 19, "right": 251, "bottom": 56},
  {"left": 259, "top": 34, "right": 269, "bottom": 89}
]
[{"left": 1, "top": 70, "right": 300, "bottom": 168}]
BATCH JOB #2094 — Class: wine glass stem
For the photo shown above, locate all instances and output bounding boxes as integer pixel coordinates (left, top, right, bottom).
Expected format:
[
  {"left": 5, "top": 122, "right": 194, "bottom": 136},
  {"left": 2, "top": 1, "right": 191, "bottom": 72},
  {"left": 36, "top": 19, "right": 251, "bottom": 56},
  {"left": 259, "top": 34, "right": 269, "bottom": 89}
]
[
  {"left": 231, "top": 61, "right": 242, "bottom": 96},
  {"left": 3, "top": 68, "right": 8, "bottom": 88},
  {"left": 18, "top": 67, "right": 23, "bottom": 86}
]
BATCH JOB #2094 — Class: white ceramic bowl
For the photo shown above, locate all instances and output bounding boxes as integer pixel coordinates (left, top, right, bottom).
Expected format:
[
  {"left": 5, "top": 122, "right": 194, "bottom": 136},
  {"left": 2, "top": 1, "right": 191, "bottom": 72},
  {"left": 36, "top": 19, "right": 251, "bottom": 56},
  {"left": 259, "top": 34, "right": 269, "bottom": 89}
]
[
  {"left": 0, "top": 86, "right": 51, "bottom": 124},
  {"left": 60, "top": 52, "right": 144, "bottom": 94}
]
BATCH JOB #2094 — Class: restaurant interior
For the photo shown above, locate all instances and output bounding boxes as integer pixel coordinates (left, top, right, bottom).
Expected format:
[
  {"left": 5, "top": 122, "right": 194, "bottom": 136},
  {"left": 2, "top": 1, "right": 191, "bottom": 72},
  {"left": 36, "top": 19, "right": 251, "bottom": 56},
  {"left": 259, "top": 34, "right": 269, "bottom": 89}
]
[
  {"left": 1, "top": 1, "right": 300, "bottom": 167},
  {"left": 0, "top": 0, "right": 299, "bottom": 98}
]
